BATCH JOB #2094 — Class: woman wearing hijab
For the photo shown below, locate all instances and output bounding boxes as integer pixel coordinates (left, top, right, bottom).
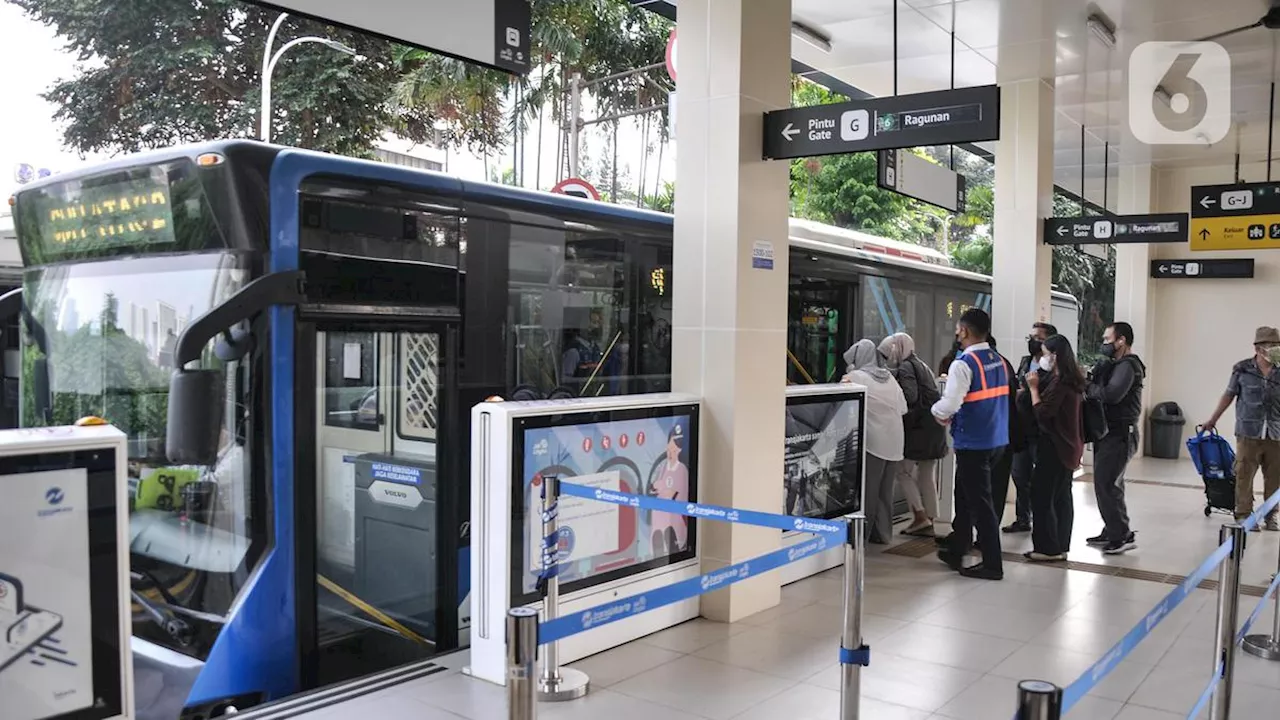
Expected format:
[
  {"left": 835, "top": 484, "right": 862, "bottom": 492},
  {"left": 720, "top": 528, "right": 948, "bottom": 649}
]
[
  {"left": 842, "top": 339, "right": 908, "bottom": 543},
  {"left": 879, "top": 333, "right": 947, "bottom": 537}
]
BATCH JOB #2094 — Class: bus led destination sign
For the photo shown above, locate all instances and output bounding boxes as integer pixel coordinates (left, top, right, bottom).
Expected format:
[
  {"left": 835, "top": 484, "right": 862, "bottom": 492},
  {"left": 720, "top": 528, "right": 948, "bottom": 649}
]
[{"left": 29, "top": 168, "right": 177, "bottom": 249}]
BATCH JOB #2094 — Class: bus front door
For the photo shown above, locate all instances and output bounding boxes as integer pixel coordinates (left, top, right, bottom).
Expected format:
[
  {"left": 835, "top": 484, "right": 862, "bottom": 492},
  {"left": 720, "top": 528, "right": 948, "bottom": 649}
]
[{"left": 294, "top": 320, "right": 460, "bottom": 690}]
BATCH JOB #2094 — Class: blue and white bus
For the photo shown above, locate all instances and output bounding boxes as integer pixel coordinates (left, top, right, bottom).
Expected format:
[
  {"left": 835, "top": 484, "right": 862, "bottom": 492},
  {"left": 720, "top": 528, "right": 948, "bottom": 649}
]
[{"left": 7, "top": 140, "right": 1078, "bottom": 719}]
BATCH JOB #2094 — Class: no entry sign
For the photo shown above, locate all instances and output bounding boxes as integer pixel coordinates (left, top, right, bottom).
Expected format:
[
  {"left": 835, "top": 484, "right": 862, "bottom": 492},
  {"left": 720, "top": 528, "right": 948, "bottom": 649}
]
[{"left": 551, "top": 178, "right": 601, "bottom": 201}]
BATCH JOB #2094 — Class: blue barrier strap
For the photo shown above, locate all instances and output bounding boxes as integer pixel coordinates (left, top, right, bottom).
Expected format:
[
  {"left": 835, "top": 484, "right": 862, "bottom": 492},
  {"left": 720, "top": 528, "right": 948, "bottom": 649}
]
[
  {"left": 558, "top": 481, "right": 849, "bottom": 544},
  {"left": 1237, "top": 569, "right": 1280, "bottom": 645},
  {"left": 538, "top": 534, "right": 834, "bottom": 645},
  {"left": 1186, "top": 661, "right": 1223, "bottom": 720},
  {"left": 1059, "top": 537, "right": 1235, "bottom": 712},
  {"left": 1241, "top": 487, "right": 1280, "bottom": 533},
  {"left": 839, "top": 645, "right": 870, "bottom": 667}
]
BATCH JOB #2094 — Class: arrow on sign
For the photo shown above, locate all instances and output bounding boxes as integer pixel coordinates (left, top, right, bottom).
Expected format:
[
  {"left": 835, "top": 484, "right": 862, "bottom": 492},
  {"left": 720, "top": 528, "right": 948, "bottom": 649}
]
[
  {"left": 781, "top": 123, "right": 800, "bottom": 141},
  {"left": 1200, "top": 195, "right": 1216, "bottom": 209},
  {"left": 1159, "top": 264, "right": 1169, "bottom": 273},
  {"left": 1199, "top": 228, "right": 1211, "bottom": 240},
  {"left": 1056, "top": 225, "right": 1068, "bottom": 237}
]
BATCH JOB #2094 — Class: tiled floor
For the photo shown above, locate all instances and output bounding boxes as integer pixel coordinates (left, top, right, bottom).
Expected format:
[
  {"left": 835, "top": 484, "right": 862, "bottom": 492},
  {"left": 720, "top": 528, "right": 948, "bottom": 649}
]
[{"left": 300, "top": 457, "right": 1280, "bottom": 719}]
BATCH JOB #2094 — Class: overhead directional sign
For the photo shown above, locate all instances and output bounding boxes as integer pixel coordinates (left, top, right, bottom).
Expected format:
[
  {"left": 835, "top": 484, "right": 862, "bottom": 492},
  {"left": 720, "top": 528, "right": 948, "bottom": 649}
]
[
  {"left": 877, "top": 149, "right": 965, "bottom": 213},
  {"left": 1190, "top": 181, "right": 1280, "bottom": 251},
  {"left": 253, "top": 0, "right": 531, "bottom": 74},
  {"left": 1043, "top": 213, "right": 1188, "bottom": 246},
  {"left": 762, "top": 85, "right": 1001, "bottom": 160},
  {"left": 1150, "top": 259, "right": 1254, "bottom": 279}
]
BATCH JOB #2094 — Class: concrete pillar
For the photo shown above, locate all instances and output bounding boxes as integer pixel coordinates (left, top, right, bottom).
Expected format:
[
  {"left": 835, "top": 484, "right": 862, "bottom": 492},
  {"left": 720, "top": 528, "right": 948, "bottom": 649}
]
[
  {"left": 992, "top": 79, "right": 1055, "bottom": 350},
  {"left": 672, "top": 0, "right": 791, "bottom": 622},
  {"left": 1113, "top": 163, "right": 1158, "bottom": 453},
  {"left": 1113, "top": 164, "right": 1156, "bottom": 358}
]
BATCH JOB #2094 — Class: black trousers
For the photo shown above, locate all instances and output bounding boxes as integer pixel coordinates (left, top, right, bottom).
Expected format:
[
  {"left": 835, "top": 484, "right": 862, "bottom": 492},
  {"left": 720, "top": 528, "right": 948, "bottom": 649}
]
[
  {"left": 1031, "top": 440, "right": 1075, "bottom": 556},
  {"left": 1009, "top": 445, "right": 1037, "bottom": 525},
  {"left": 1093, "top": 427, "right": 1137, "bottom": 541},
  {"left": 989, "top": 446, "right": 1014, "bottom": 526},
  {"left": 950, "top": 448, "right": 1004, "bottom": 572}
]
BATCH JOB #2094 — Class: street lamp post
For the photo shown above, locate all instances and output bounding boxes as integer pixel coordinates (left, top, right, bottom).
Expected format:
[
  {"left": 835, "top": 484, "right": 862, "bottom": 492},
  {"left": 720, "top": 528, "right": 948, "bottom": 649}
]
[{"left": 260, "top": 13, "right": 358, "bottom": 142}]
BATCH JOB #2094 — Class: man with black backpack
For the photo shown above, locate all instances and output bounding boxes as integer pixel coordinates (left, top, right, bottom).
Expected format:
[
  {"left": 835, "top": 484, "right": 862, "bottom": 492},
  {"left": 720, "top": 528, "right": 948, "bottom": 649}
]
[{"left": 1086, "top": 322, "right": 1147, "bottom": 555}]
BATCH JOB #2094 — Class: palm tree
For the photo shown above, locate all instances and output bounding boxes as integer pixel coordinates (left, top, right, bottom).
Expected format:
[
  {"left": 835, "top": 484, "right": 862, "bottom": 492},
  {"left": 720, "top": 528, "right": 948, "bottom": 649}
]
[{"left": 391, "top": 0, "right": 671, "bottom": 167}]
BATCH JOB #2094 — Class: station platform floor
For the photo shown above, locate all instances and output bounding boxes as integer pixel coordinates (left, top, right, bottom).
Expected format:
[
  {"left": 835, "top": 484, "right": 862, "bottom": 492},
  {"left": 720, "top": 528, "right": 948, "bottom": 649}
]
[{"left": 300, "top": 456, "right": 1280, "bottom": 720}]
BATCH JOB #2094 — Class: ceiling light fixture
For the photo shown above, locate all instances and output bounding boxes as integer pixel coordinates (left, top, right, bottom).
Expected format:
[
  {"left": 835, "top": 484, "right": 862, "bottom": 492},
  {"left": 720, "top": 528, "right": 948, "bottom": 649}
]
[
  {"left": 791, "top": 21, "right": 832, "bottom": 54},
  {"left": 1087, "top": 12, "right": 1117, "bottom": 49}
]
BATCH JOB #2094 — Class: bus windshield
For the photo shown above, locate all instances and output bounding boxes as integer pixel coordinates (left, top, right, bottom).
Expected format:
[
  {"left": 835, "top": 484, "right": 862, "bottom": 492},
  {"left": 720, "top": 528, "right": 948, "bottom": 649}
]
[{"left": 23, "top": 252, "right": 256, "bottom": 622}]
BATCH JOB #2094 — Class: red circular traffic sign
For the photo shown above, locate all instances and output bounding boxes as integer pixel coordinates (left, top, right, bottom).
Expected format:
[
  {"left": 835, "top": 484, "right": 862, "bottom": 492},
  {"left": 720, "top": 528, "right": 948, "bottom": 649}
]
[
  {"left": 665, "top": 28, "right": 677, "bottom": 83},
  {"left": 551, "top": 177, "right": 601, "bottom": 201}
]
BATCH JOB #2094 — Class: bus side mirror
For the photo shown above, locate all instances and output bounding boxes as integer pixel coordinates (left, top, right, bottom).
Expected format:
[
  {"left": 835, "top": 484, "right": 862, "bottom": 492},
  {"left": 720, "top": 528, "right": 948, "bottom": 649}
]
[
  {"left": 163, "top": 270, "right": 305, "bottom": 465},
  {"left": 166, "top": 370, "right": 225, "bottom": 466}
]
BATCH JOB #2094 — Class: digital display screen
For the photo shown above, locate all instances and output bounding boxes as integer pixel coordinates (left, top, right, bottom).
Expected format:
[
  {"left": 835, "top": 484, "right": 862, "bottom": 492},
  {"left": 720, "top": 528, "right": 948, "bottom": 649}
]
[
  {"left": 511, "top": 405, "right": 699, "bottom": 605},
  {"left": 784, "top": 393, "right": 863, "bottom": 520},
  {"left": 33, "top": 166, "right": 176, "bottom": 248}
]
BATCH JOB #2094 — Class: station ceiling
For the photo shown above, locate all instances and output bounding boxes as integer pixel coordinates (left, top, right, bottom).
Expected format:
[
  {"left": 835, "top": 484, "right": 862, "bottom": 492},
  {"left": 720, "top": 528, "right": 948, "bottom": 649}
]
[{"left": 635, "top": 0, "right": 1280, "bottom": 208}]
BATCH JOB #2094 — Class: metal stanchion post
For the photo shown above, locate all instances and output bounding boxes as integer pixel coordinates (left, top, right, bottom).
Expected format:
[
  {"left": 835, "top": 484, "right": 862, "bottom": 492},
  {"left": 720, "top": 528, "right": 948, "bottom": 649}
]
[
  {"left": 1210, "top": 523, "right": 1246, "bottom": 720},
  {"left": 839, "top": 514, "right": 866, "bottom": 720},
  {"left": 1015, "top": 680, "right": 1062, "bottom": 720},
  {"left": 537, "top": 476, "right": 589, "bottom": 702},
  {"left": 507, "top": 608, "right": 539, "bottom": 720},
  {"left": 1242, "top": 541, "right": 1280, "bottom": 661}
]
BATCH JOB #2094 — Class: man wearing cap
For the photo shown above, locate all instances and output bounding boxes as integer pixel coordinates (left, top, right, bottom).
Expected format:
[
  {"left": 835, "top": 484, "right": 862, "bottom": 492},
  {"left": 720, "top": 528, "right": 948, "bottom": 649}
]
[{"left": 1204, "top": 326, "right": 1280, "bottom": 531}]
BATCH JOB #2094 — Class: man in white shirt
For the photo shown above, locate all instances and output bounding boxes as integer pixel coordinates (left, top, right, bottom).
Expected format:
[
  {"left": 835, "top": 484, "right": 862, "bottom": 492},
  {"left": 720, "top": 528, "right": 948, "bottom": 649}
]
[{"left": 932, "top": 308, "right": 1009, "bottom": 581}]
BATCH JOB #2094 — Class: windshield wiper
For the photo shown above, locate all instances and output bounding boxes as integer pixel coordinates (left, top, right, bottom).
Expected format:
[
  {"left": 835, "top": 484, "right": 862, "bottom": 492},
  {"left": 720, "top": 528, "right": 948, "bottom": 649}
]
[{"left": 130, "top": 570, "right": 193, "bottom": 647}]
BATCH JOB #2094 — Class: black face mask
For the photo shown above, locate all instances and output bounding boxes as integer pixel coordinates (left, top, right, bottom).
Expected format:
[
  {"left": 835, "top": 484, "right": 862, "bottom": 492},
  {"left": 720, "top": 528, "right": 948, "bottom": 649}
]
[
  {"left": 1027, "top": 338, "right": 1042, "bottom": 357},
  {"left": 1100, "top": 342, "right": 1117, "bottom": 359}
]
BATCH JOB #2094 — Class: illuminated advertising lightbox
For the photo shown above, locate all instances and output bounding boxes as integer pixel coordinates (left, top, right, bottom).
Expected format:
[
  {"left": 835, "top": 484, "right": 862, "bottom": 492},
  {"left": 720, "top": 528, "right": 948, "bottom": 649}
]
[
  {"left": 784, "top": 391, "right": 864, "bottom": 520},
  {"left": 510, "top": 404, "right": 699, "bottom": 605}
]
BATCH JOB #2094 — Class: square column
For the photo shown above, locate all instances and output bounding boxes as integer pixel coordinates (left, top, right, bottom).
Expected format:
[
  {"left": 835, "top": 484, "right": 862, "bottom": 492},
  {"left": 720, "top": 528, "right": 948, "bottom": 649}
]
[
  {"left": 992, "top": 79, "right": 1055, "bottom": 350},
  {"left": 1113, "top": 164, "right": 1155, "bottom": 358},
  {"left": 1113, "top": 163, "right": 1156, "bottom": 448},
  {"left": 672, "top": 0, "right": 791, "bottom": 622}
]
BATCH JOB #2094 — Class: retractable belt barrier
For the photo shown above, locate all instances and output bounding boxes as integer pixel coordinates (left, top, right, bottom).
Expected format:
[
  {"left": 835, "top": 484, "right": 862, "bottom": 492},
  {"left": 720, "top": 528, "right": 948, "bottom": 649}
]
[
  {"left": 507, "top": 479, "right": 869, "bottom": 720},
  {"left": 1015, "top": 488, "right": 1280, "bottom": 720}
]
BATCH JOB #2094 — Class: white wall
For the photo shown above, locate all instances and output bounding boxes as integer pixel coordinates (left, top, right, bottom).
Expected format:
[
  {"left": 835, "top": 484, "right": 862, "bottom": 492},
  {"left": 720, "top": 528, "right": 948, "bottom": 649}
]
[{"left": 1150, "top": 161, "right": 1280, "bottom": 443}]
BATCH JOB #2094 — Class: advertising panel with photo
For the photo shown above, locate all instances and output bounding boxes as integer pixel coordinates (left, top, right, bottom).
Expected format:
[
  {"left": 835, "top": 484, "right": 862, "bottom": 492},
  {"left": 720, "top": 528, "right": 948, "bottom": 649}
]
[
  {"left": 784, "top": 393, "right": 864, "bottom": 520},
  {"left": 511, "top": 404, "right": 699, "bottom": 605}
]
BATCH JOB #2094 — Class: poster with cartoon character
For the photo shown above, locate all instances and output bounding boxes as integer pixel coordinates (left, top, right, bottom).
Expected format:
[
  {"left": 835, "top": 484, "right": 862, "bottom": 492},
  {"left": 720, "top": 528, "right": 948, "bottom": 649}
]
[{"left": 514, "top": 408, "right": 698, "bottom": 602}]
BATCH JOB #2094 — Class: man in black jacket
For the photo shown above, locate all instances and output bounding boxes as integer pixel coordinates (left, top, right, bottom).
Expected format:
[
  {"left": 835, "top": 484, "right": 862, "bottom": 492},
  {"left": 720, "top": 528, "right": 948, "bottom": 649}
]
[
  {"left": 1087, "top": 321, "right": 1147, "bottom": 555},
  {"left": 1003, "top": 322, "right": 1056, "bottom": 533}
]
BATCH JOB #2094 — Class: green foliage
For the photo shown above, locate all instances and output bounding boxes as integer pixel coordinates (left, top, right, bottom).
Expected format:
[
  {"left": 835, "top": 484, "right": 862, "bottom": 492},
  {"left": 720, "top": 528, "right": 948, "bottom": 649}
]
[
  {"left": 643, "top": 181, "right": 675, "bottom": 213},
  {"left": 787, "top": 81, "right": 945, "bottom": 246},
  {"left": 9, "top": 0, "right": 671, "bottom": 158},
  {"left": 9, "top": 0, "right": 437, "bottom": 156},
  {"left": 23, "top": 297, "right": 170, "bottom": 455},
  {"left": 393, "top": 0, "right": 672, "bottom": 155}
]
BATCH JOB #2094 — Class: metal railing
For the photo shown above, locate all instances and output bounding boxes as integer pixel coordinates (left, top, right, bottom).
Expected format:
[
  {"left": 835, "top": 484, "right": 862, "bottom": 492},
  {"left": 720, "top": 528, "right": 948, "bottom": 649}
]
[
  {"left": 506, "top": 479, "right": 869, "bottom": 719},
  {"left": 1015, "top": 488, "right": 1280, "bottom": 720}
]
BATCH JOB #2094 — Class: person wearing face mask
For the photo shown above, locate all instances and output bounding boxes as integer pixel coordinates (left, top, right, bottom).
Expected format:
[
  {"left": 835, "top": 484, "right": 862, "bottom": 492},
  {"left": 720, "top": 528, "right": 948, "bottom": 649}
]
[
  {"left": 842, "top": 339, "right": 909, "bottom": 544},
  {"left": 931, "top": 308, "right": 1008, "bottom": 580},
  {"left": 1084, "top": 322, "right": 1147, "bottom": 554},
  {"left": 879, "top": 333, "right": 947, "bottom": 536},
  {"left": 1203, "top": 326, "right": 1280, "bottom": 531},
  {"left": 1003, "top": 323, "right": 1057, "bottom": 534},
  {"left": 1024, "top": 335, "right": 1086, "bottom": 561}
]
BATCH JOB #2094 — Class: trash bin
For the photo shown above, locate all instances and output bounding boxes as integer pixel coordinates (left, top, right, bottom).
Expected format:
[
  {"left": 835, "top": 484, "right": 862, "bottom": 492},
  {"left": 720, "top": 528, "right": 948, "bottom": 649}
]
[{"left": 1149, "top": 401, "right": 1186, "bottom": 459}]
